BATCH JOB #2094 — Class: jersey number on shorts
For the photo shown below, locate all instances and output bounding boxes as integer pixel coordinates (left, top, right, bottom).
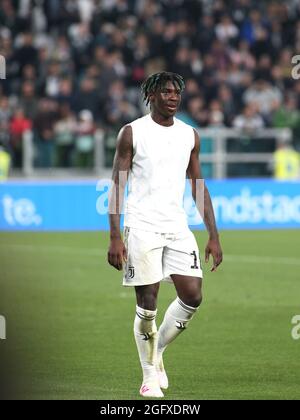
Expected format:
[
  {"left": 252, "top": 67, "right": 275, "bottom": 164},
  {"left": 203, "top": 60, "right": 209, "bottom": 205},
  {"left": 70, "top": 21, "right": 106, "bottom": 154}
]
[{"left": 190, "top": 251, "right": 199, "bottom": 269}]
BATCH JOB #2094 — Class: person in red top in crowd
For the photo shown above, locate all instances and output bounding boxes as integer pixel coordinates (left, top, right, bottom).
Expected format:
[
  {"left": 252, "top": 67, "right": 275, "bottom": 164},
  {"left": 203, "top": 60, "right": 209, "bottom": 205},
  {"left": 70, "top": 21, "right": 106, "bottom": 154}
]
[{"left": 9, "top": 108, "right": 32, "bottom": 168}]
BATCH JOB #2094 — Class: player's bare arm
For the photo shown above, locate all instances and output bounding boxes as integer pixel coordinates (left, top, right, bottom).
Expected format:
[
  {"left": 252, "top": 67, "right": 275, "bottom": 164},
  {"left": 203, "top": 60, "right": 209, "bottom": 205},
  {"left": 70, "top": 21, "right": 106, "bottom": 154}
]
[
  {"left": 108, "top": 125, "right": 133, "bottom": 271},
  {"left": 187, "top": 129, "right": 223, "bottom": 272}
]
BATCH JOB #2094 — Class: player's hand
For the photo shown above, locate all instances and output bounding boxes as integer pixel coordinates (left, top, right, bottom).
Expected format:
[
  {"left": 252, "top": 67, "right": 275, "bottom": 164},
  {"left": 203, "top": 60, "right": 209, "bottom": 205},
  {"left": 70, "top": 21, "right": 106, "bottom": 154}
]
[
  {"left": 108, "top": 238, "right": 127, "bottom": 271},
  {"left": 205, "top": 237, "right": 223, "bottom": 272}
]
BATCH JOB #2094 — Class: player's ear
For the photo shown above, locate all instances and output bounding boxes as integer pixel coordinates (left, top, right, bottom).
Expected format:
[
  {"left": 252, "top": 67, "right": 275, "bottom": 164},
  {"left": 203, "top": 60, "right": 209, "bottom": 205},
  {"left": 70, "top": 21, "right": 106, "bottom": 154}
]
[{"left": 148, "top": 92, "right": 155, "bottom": 103}]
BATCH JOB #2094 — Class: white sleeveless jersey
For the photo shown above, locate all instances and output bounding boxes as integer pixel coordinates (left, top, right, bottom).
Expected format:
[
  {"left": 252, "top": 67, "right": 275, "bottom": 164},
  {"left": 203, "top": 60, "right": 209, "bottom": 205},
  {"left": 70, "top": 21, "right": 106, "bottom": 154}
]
[{"left": 124, "top": 114, "right": 195, "bottom": 233}]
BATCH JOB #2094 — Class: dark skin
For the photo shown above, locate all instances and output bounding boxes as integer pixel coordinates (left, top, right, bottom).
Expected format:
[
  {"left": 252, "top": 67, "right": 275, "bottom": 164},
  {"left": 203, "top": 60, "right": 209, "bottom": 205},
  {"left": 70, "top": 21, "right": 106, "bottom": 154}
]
[{"left": 108, "top": 81, "right": 223, "bottom": 310}]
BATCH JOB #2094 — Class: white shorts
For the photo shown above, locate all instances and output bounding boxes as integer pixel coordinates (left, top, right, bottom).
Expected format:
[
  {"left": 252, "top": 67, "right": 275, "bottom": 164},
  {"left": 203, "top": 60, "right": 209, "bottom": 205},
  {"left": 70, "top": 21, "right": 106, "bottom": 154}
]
[{"left": 123, "top": 227, "right": 203, "bottom": 287}]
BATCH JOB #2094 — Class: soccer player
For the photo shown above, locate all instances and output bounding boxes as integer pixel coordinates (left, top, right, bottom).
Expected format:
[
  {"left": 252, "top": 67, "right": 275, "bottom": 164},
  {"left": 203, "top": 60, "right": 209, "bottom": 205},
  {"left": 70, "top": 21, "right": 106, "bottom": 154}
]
[{"left": 108, "top": 72, "right": 223, "bottom": 398}]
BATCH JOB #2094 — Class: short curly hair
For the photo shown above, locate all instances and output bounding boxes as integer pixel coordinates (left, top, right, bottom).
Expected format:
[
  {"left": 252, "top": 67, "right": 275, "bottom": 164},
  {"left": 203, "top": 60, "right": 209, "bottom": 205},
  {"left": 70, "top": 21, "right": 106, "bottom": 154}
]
[{"left": 141, "top": 72, "right": 185, "bottom": 105}]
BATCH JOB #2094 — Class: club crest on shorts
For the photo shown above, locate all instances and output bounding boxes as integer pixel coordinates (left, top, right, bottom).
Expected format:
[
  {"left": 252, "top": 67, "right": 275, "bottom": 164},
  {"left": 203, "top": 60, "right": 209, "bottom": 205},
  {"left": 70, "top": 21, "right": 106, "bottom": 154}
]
[{"left": 127, "top": 265, "right": 135, "bottom": 279}]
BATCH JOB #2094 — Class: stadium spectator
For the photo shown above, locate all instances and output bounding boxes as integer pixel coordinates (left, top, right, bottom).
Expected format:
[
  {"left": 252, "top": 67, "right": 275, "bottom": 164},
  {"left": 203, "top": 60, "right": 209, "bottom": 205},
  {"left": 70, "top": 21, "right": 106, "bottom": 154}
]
[
  {"left": 73, "top": 78, "right": 100, "bottom": 119},
  {"left": 240, "top": 9, "right": 266, "bottom": 46},
  {"left": 55, "top": 78, "right": 74, "bottom": 107},
  {"left": 233, "top": 103, "right": 265, "bottom": 133},
  {"left": 273, "top": 95, "right": 300, "bottom": 147},
  {"left": 9, "top": 107, "right": 32, "bottom": 168},
  {"left": 75, "top": 109, "right": 95, "bottom": 168},
  {"left": 273, "top": 138, "right": 300, "bottom": 180},
  {"left": 0, "top": 96, "right": 11, "bottom": 151},
  {"left": 243, "top": 79, "right": 282, "bottom": 123},
  {"left": 215, "top": 15, "right": 239, "bottom": 45},
  {"left": 104, "top": 80, "right": 139, "bottom": 128},
  {"left": 34, "top": 98, "right": 58, "bottom": 168},
  {"left": 18, "top": 81, "right": 39, "bottom": 120},
  {"left": 0, "top": 96, "right": 11, "bottom": 132},
  {"left": 183, "top": 95, "right": 209, "bottom": 127},
  {"left": 278, "top": 48, "right": 294, "bottom": 80},
  {"left": 54, "top": 103, "right": 76, "bottom": 168},
  {"left": 208, "top": 99, "right": 225, "bottom": 127},
  {"left": 0, "top": 0, "right": 17, "bottom": 35},
  {"left": 273, "top": 95, "right": 300, "bottom": 128},
  {"left": 229, "top": 40, "right": 256, "bottom": 71},
  {"left": 21, "top": 64, "right": 37, "bottom": 84},
  {"left": 217, "top": 84, "right": 237, "bottom": 125},
  {"left": 13, "top": 32, "right": 38, "bottom": 76},
  {"left": 254, "top": 54, "right": 273, "bottom": 82},
  {"left": 172, "top": 46, "right": 194, "bottom": 81},
  {"left": 195, "top": 13, "right": 215, "bottom": 54},
  {"left": 0, "top": 139, "right": 11, "bottom": 181},
  {"left": 44, "top": 61, "right": 62, "bottom": 98}
]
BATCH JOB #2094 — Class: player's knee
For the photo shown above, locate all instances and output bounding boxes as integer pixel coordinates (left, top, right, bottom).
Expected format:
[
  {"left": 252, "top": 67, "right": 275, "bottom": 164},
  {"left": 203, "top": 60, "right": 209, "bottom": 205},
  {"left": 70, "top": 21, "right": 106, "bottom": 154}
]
[
  {"left": 135, "top": 284, "right": 159, "bottom": 311},
  {"left": 194, "top": 293, "right": 203, "bottom": 307},
  {"left": 181, "top": 291, "right": 203, "bottom": 308},
  {"left": 189, "top": 294, "right": 203, "bottom": 308},
  {"left": 137, "top": 294, "right": 157, "bottom": 311}
]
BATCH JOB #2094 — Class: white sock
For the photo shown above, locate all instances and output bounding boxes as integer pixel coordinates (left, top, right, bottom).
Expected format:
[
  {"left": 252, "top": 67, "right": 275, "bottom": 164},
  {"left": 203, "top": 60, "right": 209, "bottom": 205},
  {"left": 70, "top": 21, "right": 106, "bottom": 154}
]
[
  {"left": 157, "top": 297, "right": 198, "bottom": 369},
  {"left": 134, "top": 305, "right": 158, "bottom": 384}
]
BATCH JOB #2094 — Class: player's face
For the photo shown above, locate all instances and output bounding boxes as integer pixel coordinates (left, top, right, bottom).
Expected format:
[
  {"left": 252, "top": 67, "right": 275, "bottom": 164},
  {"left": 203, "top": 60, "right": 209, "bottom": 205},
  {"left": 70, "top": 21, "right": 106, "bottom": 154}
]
[{"left": 151, "top": 81, "right": 181, "bottom": 117}]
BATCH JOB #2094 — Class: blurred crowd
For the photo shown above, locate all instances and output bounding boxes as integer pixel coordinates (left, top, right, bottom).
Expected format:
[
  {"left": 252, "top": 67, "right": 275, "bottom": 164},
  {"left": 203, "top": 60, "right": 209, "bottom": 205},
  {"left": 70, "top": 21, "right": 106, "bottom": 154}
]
[{"left": 1, "top": 0, "right": 300, "bottom": 169}]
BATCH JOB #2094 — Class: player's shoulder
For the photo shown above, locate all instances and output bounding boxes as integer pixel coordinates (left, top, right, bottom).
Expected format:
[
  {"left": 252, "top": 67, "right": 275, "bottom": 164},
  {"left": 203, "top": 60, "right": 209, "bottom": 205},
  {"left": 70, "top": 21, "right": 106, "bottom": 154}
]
[
  {"left": 174, "top": 117, "right": 197, "bottom": 141},
  {"left": 174, "top": 117, "right": 195, "bottom": 133},
  {"left": 119, "top": 115, "right": 149, "bottom": 137},
  {"left": 123, "top": 115, "right": 150, "bottom": 150},
  {"left": 128, "top": 114, "right": 150, "bottom": 129},
  {"left": 174, "top": 118, "right": 197, "bottom": 150}
]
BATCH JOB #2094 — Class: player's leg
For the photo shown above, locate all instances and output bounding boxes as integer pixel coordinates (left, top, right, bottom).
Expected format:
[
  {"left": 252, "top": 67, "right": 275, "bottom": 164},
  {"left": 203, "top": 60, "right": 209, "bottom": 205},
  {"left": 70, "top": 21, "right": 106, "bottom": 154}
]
[
  {"left": 135, "top": 283, "right": 160, "bottom": 311},
  {"left": 123, "top": 228, "right": 165, "bottom": 397},
  {"left": 157, "top": 230, "right": 203, "bottom": 389},
  {"left": 134, "top": 283, "right": 164, "bottom": 397},
  {"left": 159, "top": 276, "right": 202, "bottom": 350},
  {"left": 157, "top": 276, "right": 202, "bottom": 389},
  {"left": 159, "top": 275, "right": 202, "bottom": 355}
]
